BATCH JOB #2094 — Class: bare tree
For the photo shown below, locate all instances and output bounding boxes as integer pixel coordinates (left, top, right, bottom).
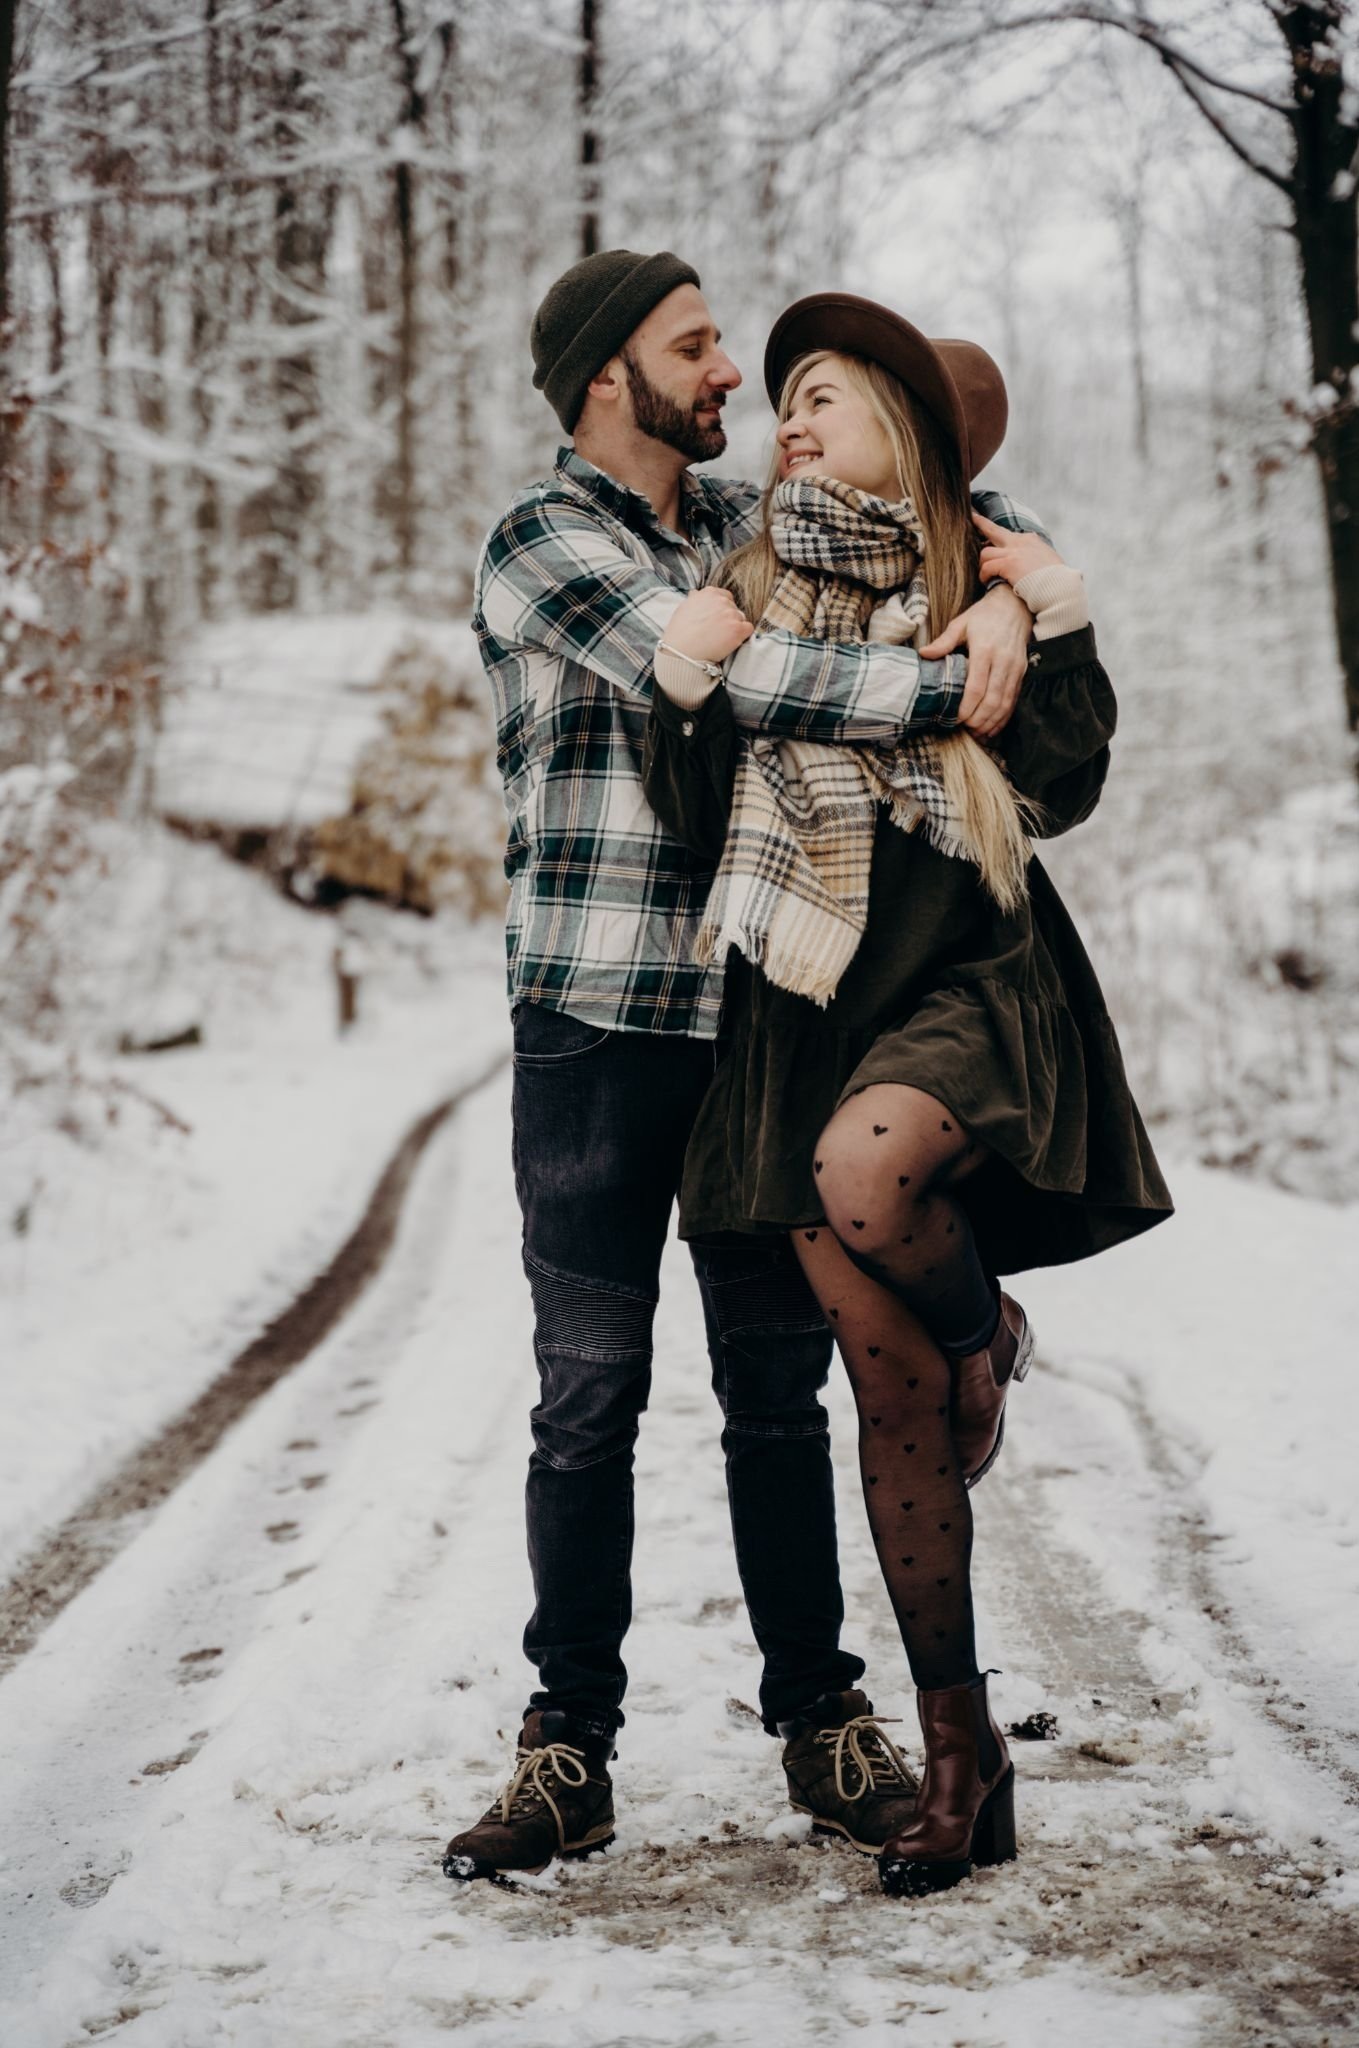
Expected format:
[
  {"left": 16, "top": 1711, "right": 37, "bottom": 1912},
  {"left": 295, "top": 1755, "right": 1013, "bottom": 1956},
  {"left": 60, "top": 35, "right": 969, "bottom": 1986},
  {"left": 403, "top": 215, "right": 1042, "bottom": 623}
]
[
  {"left": 823, "top": 0, "right": 1359, "bottom": 743},
  {"left": 3, "top": 0, "right": 887, "bottom": 631},
  {"left": 1091, "top": 2, "right": 1359, "bottom": 737}
]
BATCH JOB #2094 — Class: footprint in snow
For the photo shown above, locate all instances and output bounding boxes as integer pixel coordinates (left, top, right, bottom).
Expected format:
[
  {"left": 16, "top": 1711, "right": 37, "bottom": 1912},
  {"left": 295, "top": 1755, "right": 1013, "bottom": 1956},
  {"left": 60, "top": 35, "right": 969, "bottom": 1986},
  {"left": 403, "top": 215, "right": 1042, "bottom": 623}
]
[
  {"left": 138, "top": 1731, "right": 208, "bottom": 1779},
  {"left": 178, "top": 1646, "right": 223, "bottom": 1684},
  {"left": 59, "top": 1863, "right": 127, "bottom": 1908}
]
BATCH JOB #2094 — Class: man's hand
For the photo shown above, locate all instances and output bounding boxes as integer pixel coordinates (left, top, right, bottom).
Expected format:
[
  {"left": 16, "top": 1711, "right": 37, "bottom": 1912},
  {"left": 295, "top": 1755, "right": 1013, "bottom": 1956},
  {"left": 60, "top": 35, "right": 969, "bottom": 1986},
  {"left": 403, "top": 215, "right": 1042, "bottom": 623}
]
[
  {"left": 920, "top": 584, "right": 1033, "bottom": 740},
  {"left": 663, "top": 587, "right": 754, "bottom": 666}
]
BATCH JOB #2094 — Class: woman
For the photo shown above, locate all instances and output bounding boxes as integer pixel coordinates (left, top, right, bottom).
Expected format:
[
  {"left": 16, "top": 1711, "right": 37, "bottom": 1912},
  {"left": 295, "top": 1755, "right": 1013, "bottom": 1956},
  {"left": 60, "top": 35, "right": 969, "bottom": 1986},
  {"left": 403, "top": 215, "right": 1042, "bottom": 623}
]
[{"left": 642, "top": 294, "right": 1172, "bottom": 1899}]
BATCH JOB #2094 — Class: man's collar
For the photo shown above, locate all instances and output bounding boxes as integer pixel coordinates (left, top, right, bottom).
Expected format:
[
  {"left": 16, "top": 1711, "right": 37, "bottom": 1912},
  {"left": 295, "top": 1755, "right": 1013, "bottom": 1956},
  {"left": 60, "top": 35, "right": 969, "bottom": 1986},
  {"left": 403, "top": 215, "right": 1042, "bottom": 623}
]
[
  {"left": 556, "top": 446, "right": 649, "bottom": 526},
  {"left": 555, "top": 445, "right": 730, "bottom": 541},
  {"left": 679, "top": 466, "right": 730, "bottom": 540}
]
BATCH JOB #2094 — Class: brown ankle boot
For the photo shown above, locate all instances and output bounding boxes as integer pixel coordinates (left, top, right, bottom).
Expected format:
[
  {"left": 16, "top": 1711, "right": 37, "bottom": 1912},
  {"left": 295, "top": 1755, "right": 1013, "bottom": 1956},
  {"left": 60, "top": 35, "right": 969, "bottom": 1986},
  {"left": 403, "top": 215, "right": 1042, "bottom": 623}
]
[
  {"left": 780, "top": 1688, "right": 920, "bottom": 1854},
  {"left": 442, "top": 1710, "right": 616, "bottom": 1881},
  {"left": 950, "top": 1294, "right": 1034, "bottom": 1488},
  {"left": 878, "top": 1672, "right": 1016, "bottom": 1897}
]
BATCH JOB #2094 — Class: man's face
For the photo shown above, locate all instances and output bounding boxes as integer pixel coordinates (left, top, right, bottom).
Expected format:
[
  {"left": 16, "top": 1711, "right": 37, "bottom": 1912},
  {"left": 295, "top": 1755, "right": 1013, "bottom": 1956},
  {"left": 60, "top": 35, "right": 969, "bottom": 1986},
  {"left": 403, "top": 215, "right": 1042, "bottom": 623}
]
[{"left": 618, "top": 285, "right": 741, "bottom": 463}]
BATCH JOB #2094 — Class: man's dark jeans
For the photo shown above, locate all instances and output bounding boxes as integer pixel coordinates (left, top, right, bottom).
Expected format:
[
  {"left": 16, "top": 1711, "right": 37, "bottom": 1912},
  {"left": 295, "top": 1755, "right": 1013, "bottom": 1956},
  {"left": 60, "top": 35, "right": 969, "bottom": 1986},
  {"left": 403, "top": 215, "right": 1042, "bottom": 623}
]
[{"left": 511, "top": 1000, "right": 865, "bottom": 1742}]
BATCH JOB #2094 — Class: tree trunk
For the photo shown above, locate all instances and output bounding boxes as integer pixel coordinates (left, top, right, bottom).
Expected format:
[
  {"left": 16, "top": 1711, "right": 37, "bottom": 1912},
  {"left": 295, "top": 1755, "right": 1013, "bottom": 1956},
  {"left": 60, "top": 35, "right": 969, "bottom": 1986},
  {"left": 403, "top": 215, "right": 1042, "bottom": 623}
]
[
  {"left": 435, "top": 24, "right": 480, "bottom": 597},
  {"left": 1253, "top": 223, "right": 1281, "bottom": 569},
  {"left": 387, "top": 1, "right": 449, "bottom": 586},
  {"left": 38, "top": 208, "right": 65, "bottom": 526},
  {"left": 193, "top": 0, "right": 223, "bottom": 617},
  {"left": 389, "top": 0, "right": 418, "bottom": 584},
  {"left": 139, "top": 249, "right": 170, "bottom": 645},
  {"left": 1114, "top": 183, "right": 1151, "bottom": 462},
  {"left": 0, "top": 0, "right": 15, "bottom": 336},
  {"left": 579, "top": 0, "right": 601, "bottom": 258},
  {"left": 1280, "top": 4, "right": 1359, "bottom": 739},
  {"left": 392, "top": 149, "right": 417, "bottom": 580},
  {"left": 0, "top": 0, "right": 18, "bottom": 496},
  {"left": 88, "top": 197, "right": 120, "bottom": 549},
  {"left": 269, "top": 180, "right": 327, "bottom": 608}
]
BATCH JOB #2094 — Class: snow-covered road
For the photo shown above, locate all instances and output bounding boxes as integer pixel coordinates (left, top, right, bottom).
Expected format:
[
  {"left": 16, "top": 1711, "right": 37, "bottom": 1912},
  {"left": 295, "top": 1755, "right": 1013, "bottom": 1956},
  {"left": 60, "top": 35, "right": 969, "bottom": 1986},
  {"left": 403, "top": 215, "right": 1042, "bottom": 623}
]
[{"left": 2, "top": 1070, "right": 1357, "bottom": 2047}]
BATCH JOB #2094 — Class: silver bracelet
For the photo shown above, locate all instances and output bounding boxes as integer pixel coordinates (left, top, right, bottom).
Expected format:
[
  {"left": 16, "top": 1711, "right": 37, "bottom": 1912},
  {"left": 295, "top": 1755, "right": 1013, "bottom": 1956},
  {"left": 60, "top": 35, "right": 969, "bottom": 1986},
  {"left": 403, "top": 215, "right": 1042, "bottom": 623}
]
[{"left": 657, "top": 642, "right": 724, "bottom": 680}]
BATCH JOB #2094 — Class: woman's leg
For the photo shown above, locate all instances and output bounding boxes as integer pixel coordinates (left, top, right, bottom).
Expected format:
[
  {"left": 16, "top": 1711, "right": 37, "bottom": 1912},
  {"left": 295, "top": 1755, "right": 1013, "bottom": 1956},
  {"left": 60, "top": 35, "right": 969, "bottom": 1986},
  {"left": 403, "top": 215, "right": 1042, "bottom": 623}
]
[
  {"left": 793, "top": 1226, "right": 977, "bottom": 1692},
  {"left": 813, "top": 1083, "right": 1000, "bottom": 1356}
]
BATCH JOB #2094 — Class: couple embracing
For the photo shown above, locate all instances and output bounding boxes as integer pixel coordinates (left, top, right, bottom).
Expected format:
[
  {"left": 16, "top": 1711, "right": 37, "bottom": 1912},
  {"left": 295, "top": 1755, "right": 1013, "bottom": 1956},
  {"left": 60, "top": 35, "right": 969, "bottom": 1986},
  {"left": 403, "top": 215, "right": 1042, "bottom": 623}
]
[{"left": 446, "top": 249, "right": 1171, "bottom": 1900}]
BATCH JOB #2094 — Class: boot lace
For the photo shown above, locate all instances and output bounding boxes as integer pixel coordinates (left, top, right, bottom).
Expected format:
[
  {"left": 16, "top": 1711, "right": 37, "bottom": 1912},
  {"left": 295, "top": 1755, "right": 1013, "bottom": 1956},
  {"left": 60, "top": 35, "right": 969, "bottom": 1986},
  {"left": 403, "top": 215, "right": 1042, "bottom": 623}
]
[
  {"left": 818, "top": 1714, "right": 913, "bottom": 1803},
  {"left": 495, "top": 1742, "right": 589, "bottom": 1845}
]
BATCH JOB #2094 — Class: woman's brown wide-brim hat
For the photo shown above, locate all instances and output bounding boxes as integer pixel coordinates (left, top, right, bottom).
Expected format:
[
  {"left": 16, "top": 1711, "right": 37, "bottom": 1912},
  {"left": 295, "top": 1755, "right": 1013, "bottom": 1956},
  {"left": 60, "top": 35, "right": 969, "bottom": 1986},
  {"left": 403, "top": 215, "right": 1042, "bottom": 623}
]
[{"left": 764, "top": 292, "right": 1007, "bottom": 482}]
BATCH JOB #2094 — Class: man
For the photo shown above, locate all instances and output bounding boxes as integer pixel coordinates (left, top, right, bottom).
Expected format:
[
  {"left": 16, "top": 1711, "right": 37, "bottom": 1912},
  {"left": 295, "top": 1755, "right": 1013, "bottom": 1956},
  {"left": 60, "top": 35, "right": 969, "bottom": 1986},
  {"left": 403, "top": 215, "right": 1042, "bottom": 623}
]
[{"left": 444, "top": 250, "right": 1043, "bottom": 1882}]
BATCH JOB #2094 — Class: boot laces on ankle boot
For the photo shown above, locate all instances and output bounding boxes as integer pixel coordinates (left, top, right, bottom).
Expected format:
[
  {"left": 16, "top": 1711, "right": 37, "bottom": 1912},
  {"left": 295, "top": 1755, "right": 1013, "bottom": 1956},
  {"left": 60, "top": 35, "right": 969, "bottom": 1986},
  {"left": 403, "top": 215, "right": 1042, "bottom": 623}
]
[
  {"left": 818, "top": 1714, "right": 914, "bottom": 1803},
  {"left": 495, "top": 1740, "right": 589, "bottom": 1845}
]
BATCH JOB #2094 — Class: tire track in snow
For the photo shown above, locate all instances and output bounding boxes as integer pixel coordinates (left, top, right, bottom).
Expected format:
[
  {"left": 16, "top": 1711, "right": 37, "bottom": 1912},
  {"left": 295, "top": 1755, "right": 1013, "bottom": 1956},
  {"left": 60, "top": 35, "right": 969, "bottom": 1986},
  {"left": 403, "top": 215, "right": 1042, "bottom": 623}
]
[
  {"left": 1031, "top": 1353, "right": 1359, "bottom": 1810},
  {"left": 1117, "top": 1365, "right": 1359, "bottom": 1810},
  {"left": 0, "top": 1071, "right": 524, "bottom": 2002},
  {"left": 0, "top": 1052, "right": 508, "bottom": 1679}
]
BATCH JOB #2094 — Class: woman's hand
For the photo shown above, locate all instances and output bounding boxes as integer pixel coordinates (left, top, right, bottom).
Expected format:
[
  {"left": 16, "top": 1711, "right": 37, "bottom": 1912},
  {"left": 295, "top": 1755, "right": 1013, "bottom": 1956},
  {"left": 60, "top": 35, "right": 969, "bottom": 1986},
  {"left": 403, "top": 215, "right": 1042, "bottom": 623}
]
[
  {"left": 662, "top": 588, "right": 754, "bottom": 666},
  {"left": 972, "top": 511, "right": 1065, "bottom": 588},
  {"left": 920, "top": 584, "right": 1032, "bottom": 740}
]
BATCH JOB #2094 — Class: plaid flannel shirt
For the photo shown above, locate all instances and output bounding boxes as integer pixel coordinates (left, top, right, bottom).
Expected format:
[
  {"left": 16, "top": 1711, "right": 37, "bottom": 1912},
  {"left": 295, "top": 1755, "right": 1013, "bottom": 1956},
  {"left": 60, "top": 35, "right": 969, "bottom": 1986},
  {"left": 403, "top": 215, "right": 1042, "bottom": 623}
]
[{"left": 474, "top": 444, "right": 1046, "bottom": 1038}]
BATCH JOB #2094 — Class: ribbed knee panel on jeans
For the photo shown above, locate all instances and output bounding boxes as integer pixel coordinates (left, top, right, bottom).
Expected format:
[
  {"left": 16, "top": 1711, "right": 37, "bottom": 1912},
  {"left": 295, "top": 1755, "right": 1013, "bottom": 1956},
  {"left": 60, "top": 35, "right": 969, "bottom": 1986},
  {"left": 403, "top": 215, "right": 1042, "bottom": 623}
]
[
  {"left": 695, "top": 1248, "right": 833, "bottom": 1438},
  {"left": 525, "top": 1254, "right": 656, "bottom": 1471}
]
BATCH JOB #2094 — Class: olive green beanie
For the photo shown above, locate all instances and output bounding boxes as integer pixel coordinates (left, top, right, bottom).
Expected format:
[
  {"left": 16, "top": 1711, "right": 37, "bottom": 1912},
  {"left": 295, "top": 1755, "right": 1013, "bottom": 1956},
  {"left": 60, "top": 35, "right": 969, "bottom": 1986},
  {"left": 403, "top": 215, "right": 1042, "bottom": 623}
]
[{"left": 531, "top": 248, "right": 701, "bottom": 432}]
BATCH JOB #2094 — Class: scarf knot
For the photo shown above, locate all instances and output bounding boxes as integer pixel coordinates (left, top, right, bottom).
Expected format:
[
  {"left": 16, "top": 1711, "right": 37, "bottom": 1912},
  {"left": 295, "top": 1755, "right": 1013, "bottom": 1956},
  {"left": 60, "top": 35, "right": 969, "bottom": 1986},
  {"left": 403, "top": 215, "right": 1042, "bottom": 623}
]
[{"left": 770, "top": 476, "right": 922, "bottom": 591}]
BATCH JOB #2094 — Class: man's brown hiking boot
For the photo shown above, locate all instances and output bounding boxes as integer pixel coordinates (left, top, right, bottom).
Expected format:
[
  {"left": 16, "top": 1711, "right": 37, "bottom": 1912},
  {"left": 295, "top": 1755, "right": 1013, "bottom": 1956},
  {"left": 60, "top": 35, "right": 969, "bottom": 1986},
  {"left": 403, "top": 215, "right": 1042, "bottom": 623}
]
[
  {"left": 442, "top": 1710, "right": 616, "bottom": 1881},
  {"left": 779, "top": 1688, "right": 920, "bottom": 1854}
]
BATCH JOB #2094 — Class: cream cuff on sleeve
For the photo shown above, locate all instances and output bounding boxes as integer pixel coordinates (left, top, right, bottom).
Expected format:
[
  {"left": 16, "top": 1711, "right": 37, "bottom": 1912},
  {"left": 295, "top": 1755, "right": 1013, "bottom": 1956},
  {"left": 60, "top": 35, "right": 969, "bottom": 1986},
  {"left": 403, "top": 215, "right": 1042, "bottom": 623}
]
[
  {"left": 1014, "top": 564, "right": 1088, "bottom": 640},
  {"left": 654, "top": 645, "right": 723, "bottom": 708}
]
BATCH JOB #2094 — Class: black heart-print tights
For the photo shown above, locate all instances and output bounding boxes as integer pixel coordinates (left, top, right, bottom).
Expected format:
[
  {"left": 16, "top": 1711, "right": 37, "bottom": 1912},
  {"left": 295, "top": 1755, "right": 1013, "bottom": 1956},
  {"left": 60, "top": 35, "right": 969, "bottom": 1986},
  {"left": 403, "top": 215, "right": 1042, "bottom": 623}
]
[{"left": 793, "top": 1081, "right": 1001, "bottom": 1690}]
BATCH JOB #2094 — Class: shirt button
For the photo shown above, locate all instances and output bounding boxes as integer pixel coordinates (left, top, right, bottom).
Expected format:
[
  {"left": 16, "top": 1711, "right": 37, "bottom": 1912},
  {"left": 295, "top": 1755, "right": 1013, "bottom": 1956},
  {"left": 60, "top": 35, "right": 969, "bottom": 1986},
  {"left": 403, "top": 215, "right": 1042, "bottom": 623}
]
[{"left": 681, "top": 718, "right": 695, "bottom": 737}]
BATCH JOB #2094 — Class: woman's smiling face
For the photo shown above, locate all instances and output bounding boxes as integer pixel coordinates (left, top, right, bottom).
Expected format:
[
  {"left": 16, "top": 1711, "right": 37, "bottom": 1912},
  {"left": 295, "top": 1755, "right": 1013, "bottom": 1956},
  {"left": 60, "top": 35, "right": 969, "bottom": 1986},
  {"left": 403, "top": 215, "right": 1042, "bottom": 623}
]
[{"left": 776, "top": 354, "right": 899, "bottom": 499}]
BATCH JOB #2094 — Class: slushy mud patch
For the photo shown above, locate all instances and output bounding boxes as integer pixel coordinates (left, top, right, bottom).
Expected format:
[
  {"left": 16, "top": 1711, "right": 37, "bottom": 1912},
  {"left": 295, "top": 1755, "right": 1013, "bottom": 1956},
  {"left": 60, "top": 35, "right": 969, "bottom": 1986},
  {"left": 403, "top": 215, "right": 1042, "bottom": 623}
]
[{"left": 442, "top": 1802, "right": 1355, "bottom": 2040}]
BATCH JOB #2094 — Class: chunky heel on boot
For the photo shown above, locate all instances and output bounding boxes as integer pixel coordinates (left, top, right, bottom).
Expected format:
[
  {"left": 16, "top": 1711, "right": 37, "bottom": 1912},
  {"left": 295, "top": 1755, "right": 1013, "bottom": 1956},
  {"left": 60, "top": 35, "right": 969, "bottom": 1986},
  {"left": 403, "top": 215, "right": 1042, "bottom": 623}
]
[{"left": 971, "top": 1764, "right": 1017, "bottom": 1866}]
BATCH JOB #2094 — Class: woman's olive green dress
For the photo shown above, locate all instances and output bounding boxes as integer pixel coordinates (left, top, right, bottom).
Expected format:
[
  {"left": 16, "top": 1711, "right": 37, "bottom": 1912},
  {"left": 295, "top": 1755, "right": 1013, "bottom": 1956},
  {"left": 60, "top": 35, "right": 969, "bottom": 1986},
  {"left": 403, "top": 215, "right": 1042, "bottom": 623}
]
[{"left": 642, "top": 624, "right": 1172, "bottom": 1275}]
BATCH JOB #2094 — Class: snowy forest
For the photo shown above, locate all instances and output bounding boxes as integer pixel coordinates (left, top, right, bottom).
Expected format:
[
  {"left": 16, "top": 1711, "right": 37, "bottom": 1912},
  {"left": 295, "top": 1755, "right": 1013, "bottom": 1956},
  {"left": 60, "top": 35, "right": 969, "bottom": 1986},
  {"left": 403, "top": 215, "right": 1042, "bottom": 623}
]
[
  {"left": 2, "top": 3, "right": 1358, "bottom": 2043},
  {"left": 3, "top": 0, "right": 1357, "bottom": 1184}
]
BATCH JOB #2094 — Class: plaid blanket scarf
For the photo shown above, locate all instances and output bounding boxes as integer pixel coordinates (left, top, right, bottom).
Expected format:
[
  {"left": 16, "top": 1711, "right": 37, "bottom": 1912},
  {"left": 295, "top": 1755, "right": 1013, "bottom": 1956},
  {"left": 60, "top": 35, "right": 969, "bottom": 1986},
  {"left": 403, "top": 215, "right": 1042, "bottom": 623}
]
[{"left": 696, "top": 475, "right": 986, "bottom": 1006}]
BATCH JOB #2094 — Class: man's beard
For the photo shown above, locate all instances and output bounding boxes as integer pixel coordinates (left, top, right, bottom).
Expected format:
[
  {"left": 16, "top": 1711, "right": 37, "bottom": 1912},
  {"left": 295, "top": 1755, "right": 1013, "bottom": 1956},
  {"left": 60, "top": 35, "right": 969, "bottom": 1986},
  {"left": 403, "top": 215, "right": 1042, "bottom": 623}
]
[{"left": 621, "top": 347, "right": 727, "bottom": 462}]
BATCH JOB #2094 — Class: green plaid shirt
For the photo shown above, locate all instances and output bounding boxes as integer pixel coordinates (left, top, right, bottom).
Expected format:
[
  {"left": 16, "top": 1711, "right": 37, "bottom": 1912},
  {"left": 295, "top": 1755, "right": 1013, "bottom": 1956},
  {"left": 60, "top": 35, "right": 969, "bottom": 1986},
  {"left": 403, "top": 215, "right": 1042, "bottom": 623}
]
[{"left": 474, "top": 444, "right": 1044, "bottom": 1038}]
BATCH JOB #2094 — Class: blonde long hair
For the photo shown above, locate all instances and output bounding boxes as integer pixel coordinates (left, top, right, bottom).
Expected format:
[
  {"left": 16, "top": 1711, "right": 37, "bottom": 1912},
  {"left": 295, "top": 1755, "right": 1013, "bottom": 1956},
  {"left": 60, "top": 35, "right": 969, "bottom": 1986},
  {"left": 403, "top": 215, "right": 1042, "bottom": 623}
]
[{"left": 719, "top": 350, "right": 1035, "bottom": 910}]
